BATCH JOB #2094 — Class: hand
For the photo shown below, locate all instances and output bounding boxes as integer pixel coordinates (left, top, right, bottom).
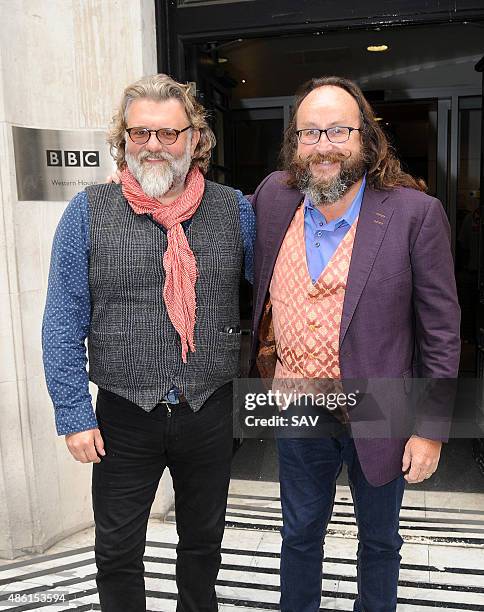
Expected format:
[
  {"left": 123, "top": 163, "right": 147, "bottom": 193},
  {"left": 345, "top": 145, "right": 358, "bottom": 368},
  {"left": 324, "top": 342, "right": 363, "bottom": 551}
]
[
  {"left": 65, "top": 428, "right": 106, "bottom": 463},
  {"left": 106, "top": 169, "right": 122, "bottom": 184},
  {"left": 402, "top": 435, "right": 441, "bottom": 484}
]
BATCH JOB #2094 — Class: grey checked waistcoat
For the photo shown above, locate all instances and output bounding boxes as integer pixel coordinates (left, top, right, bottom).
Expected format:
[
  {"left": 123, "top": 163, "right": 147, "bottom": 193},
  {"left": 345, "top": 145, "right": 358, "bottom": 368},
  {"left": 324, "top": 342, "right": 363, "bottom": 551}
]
[{"left": 85, "top": 180, "right": 243, "bottom": 411}]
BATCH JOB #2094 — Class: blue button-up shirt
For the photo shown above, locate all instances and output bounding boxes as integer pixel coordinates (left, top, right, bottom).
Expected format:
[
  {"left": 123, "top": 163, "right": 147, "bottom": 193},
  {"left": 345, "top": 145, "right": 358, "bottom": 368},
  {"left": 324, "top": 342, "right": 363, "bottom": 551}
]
[{"left": 304, "top": 176, "right": 366, "bottom": 283}]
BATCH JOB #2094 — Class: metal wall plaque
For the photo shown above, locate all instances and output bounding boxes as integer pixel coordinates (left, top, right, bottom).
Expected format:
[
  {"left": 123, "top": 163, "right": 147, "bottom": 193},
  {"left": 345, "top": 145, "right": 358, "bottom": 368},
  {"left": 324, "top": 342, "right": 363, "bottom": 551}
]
[{"left": 12, "top": 126, "right": 115, "bottom": 201}]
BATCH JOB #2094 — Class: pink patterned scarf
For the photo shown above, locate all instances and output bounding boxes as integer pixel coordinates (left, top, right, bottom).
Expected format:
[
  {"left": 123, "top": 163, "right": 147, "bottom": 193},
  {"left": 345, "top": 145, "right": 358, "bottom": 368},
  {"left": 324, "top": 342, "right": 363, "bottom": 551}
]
[{"left": 121, "top": 166, "right": 205, "bottom": 362}]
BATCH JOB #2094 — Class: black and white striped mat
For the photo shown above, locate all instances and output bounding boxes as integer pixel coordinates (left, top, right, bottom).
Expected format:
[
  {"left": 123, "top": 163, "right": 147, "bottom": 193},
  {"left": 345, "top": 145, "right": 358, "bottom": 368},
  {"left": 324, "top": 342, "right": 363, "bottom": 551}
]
[{"left": 1, "top": 481, "right": 483, "bottom": 611}]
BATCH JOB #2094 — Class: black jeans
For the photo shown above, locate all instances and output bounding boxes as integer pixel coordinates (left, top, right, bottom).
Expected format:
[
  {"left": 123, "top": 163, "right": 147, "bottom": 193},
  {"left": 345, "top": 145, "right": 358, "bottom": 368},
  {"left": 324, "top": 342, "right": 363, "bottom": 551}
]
[{"left": 92, "top": 383, "right": 234, "bottom": 612}]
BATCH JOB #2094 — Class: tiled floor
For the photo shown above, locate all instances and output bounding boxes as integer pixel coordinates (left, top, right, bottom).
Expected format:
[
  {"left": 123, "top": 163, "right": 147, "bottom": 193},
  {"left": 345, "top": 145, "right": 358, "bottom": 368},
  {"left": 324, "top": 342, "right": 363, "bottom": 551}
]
[{"left": 1, "top": 480, "right": 483, "bottom": 611}]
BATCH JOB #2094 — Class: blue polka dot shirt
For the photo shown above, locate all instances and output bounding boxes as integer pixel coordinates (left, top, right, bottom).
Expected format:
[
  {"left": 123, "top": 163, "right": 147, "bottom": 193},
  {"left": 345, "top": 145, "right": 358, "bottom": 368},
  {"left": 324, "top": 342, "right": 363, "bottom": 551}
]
[{"left": 42, "top": 189, "right": 255, "bottom": 436}]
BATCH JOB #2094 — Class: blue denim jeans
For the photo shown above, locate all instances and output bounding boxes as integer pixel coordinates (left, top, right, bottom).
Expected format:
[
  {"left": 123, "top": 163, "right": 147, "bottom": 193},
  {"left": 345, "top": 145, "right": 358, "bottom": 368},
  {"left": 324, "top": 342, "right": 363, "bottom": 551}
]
[{"left": 277, "top": 435, "right": 405, "bottom": 612}]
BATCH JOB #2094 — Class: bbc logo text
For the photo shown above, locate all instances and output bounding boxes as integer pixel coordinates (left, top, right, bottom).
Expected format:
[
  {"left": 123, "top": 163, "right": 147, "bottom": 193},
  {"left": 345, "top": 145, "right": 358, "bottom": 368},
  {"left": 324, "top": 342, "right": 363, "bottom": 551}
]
[{"left": 46, "top": 150, "right": 100, "bottom": 167}]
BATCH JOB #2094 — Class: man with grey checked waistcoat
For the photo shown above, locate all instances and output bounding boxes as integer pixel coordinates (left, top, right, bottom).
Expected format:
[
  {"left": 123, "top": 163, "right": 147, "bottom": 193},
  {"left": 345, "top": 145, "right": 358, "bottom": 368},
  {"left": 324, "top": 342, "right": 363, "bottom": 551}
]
[{"left": 42, "top": 74, "right": 255, "bottom": 612}]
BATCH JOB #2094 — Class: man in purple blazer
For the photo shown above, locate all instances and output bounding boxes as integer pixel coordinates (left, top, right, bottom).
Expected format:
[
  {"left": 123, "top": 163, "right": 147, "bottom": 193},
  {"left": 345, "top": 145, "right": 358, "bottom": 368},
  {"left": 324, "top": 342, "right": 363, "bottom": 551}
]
[{"left": 249, "top": 77, "right": 460, "bottom": 612}]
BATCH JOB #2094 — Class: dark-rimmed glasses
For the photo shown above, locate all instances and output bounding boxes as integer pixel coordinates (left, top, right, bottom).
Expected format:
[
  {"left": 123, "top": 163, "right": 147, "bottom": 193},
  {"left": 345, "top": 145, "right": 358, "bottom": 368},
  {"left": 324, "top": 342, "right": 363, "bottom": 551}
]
[
  {"left": 126, "top": 125, "right": 192, "bottom": 145},
  {"left": 296, "top": 126, "right": 361, "bottom": 145}
]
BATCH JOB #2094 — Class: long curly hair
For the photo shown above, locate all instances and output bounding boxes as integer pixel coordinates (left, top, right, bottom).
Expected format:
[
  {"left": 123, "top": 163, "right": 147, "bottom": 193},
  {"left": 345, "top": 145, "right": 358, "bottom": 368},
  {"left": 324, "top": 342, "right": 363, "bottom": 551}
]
[
  {"left": 281, "top": 76, "right": 426, "bottom": 192},
  {"left": 107, "top": 74, "right": 216, "bottom": 173}
]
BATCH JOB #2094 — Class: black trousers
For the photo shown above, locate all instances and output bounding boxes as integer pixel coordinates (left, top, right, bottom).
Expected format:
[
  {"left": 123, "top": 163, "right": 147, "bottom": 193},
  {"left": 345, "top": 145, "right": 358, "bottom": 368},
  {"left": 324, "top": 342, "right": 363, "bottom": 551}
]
[{"left": 92, "top": 383, "right": 234, "bottom": 612}]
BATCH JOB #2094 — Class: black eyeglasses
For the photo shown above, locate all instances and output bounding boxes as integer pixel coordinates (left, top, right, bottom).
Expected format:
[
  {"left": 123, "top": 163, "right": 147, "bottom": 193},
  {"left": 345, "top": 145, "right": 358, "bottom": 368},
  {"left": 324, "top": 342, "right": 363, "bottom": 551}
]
[
  {"left": 296, "top": 126, "right": 361, "bottom": 145},
  {"left": 126, "top": 125, "right": 192, "bottom": 145}
]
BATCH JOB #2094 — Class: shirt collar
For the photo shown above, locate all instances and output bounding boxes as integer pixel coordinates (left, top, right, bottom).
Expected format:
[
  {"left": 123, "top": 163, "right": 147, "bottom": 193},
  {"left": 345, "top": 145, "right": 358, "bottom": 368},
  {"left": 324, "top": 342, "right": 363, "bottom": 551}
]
[{"left": 304, "top": 174, "right": 366, "bottom": 228}]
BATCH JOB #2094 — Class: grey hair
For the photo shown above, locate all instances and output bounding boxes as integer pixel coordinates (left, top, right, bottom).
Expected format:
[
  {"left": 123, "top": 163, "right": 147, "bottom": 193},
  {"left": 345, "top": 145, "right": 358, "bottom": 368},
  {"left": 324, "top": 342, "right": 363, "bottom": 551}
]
[{"left": 107, "top": 74, "right": 216, "bottom": 172}]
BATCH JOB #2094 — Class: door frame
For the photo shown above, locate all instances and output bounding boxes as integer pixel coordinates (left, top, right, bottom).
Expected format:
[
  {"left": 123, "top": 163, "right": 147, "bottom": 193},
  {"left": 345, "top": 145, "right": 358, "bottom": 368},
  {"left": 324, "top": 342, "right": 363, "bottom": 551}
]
[{"left": 155, "top": 1, "right": 484, "bottom": 79}]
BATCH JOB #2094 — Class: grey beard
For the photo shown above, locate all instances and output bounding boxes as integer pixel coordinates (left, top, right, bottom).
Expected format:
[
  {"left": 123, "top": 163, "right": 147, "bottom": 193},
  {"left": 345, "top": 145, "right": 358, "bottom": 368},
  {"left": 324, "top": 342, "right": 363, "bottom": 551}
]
[
  {"left": 125, "top": 137, "right": 192, "bottom": 199},
  {"left": 302, "top": 173, "right": 351, "bottom": 206},
  {"left": 295, "top": 151, "right": 367, "bottom": 206}
]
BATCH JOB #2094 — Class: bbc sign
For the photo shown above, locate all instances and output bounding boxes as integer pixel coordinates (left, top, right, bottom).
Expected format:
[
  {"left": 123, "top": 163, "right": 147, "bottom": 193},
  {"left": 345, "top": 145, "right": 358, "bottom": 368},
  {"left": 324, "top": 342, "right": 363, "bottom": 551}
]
[
  {"left": 13, "top": 126, "right": 114, "bottom": 201},
  {"left": 47, "top": 150, "right": 100, "bottom": 167}
]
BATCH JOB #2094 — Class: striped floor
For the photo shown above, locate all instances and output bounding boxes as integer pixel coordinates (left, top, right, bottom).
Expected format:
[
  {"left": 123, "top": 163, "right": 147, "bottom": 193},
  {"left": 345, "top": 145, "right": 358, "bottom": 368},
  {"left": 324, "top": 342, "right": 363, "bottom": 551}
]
[
  {"left": 1, "top": 480, "right": 483, "bottom": 611},
  {"left": 219, "top": 481, "right": 484, "bottom": 547}
]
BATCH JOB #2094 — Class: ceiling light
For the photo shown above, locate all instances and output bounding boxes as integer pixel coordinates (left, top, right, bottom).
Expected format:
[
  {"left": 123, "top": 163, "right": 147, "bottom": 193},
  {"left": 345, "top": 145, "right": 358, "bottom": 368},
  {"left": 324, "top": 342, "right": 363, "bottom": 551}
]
[
  {"left": 218, "top": 57, "right": 228, "bottom": 64},
  {"left": 375, "top": 117, "right": 383, "bottom": 121},
  {"left": 367, "top": 44, "right": 389, "bottom": 52},
  {"left": 241, "top": 79, "right": 247, "bottom": 84}
]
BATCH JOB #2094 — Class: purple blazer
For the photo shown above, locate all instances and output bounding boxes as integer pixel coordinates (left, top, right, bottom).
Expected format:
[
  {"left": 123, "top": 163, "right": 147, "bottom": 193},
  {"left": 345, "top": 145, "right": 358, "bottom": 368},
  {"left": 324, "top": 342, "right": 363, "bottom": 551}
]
[{"left": 249, "top": 171, "right": 461, "bottom": 486}]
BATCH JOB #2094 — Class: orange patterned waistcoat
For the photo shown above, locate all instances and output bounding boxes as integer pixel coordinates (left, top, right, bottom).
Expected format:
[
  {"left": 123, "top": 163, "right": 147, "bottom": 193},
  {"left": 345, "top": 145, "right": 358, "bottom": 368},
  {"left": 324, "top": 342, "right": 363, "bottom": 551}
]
[{"left": 270, "top": 204, "right": 358, "bottom": 381}]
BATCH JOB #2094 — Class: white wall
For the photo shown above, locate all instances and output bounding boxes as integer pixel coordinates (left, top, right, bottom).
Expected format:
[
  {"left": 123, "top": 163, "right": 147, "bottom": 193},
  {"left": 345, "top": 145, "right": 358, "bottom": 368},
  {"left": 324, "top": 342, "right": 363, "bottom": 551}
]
[{"left": 0, "top": 0, "right": 174, "bottom": 559}]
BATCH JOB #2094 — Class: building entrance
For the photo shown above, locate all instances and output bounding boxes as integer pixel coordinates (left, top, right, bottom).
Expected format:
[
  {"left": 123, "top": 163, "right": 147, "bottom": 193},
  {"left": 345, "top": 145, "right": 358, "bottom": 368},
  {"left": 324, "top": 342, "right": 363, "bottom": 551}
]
[{"left": 156, "top": 2, "right": 484, "bottom": 489}]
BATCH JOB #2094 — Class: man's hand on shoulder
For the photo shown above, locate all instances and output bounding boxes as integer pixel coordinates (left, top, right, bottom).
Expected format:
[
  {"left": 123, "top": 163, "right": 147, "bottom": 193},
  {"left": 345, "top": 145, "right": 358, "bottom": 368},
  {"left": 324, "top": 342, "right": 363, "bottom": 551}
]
[
  {"left": 106, "top": 169, "right": 122, "bottom": 184},
  {"left": 65, "top": 428, "right": 106, "bottom": 464},
  {"left": 402, "top": 435, "right": 442, "bottom": 484}
]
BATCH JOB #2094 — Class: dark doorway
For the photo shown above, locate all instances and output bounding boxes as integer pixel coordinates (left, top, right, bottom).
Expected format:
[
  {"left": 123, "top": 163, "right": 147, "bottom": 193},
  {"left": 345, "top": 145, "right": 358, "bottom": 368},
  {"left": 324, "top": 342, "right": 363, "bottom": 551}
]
[
  {"left": 231, "top": 107, "right": 284, "bottom": 195},
  {"left": 457, "top": 99, "right": 482, "bottom": 372},
  {"left": 372, "top": 101, "right": 438, "bottom": 193}
]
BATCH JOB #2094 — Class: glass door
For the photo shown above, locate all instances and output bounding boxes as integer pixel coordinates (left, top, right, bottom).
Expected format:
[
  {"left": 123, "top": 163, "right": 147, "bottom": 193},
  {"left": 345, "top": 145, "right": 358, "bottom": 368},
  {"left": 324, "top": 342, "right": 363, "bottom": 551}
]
[{"left": 456, "top": 97, "right": 482, "bottom": 372}]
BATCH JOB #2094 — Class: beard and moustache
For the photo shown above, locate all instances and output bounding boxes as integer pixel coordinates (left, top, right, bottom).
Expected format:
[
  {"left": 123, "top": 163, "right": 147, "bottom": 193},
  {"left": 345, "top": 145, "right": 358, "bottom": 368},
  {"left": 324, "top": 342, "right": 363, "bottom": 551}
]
[
  {"left": 125, "top": 135, "right": 193, "bottom": 199},
  {"left": 290, "top": 148, "right": 367, "bottom": 206}
]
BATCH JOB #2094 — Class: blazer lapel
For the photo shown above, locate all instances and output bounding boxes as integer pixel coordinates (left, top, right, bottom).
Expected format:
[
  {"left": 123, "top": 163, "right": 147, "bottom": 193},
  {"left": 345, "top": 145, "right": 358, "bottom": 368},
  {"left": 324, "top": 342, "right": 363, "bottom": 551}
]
[
  {"left": 339, "top": 188, "right": 394, "bottom": 346},
  {"left": 255, "top": 187, "right": 302, "bottom": 315}
]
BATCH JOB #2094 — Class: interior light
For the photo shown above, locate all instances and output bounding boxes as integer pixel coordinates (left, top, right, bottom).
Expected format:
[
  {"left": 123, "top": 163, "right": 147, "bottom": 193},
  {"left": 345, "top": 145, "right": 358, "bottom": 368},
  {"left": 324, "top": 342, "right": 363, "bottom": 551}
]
[
  {"left": 367, "top": 44, "right": 389, "bottom": 52},
  {"left": 218, "top": 57, "right": 228, "bottom": 64},
  {"left": 242, "top": 79, "right": 247, "bottom": 84},
  {"left": 375, "top": 117, "right": 383, "bottom": 121}
]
